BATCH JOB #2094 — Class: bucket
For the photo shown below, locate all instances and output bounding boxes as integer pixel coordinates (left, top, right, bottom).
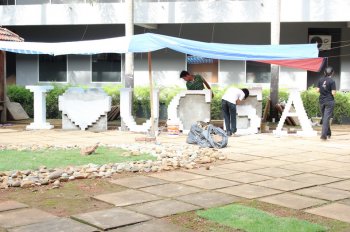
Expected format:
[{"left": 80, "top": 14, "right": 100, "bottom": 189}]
[{"left": 167, "top": 120, "right": 180, "bottom": 136}]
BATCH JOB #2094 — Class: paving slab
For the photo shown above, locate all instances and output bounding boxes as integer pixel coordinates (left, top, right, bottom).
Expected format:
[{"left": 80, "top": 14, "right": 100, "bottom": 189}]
[
  {"left": 215, "top": 162, "right": 264, "bottom": 171},
  {"left": 245, "top": 158, "right": 292, "bottom": 167},
  {"left": 7, "top": 218, "right": 98, "bottom": 232},
  {"left": 340, "top": 199, "right": 350, "bottom": 206},
  {"left": 109, "top": 219, "right": 193, "bottom": 232},
  {"left": 324, "top": 180, "right": 350, "bottom": 191},
  {"left": 0, "top": 208, "right": 57, "bottom": 229},
  {"left": 303, "top": 160, "right": 349, "bottom": 169},
  {"left": 305, "top": 203, "right": 350, "bottom": 223},
  {"left": 0, "top": 201, "right": 28, "bottom": 212},
  {"left": 184, "top": 166, "right": 238, "bottom": 177},
  {"left": 223, "top": 153, "right": 262, "bottom": 162},
  {"left": 248, "top": 167, "right": 302, "bottom": 178},
  {"left": 280, "top": 163, "right": 326, "bottom": 172},
  {"left": 126, "top": 199, "right": 201, "bottom": 218},
  {"left": 254, "top": 178, "right": 315, "bottom": 191},
  {"left": 259, "top": 193, "right": 327, "bottom": 210},
  {"left": 93, "top": 189, "right": 162, "bottom": 207},
  {"left": 217, "top": 184, "right": 281, "bottom": 199},
  {"left": 140, "top": 183, "right": 203, "bottom": 197},
  {"left": 71, "top": 208, "right": 151, "bottom": 231},
  {"left": 312, "top": 169, "right": 350, "bottom": 179},
  {"left": 294, "top": 186, "right": 350, "bottom": 201},
  {"left": 149, "top": 171, "right": 205, "bottom": 182},
  {"left": 181, "top": 177, "right": 240, "bottom": 190},
  {"left": 329, "top": 156, "right": 350, "bottom": 163},
  {"left": 109, "top": 176, "right": 168, "bottom": 189},
  {"left": 176, "top": 191, "right": 242, "bottom": 208},
  {"left": 285, "top": 173, "right": 340, "bottom": 185},
  {"left": 216, "top": 172, "right": 272, "bottom": 183}
]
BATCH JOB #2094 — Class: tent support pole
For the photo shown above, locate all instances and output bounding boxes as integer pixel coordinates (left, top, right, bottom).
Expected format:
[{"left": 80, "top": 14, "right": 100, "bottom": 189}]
[{"left": 148, "top": 52, "right": 155, "bottom": 137}]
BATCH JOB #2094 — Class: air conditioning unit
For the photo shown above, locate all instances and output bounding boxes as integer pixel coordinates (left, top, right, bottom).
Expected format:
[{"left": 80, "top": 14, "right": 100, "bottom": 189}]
[{"left": 309, "top": 35, "right": 332, "bottom": 50}]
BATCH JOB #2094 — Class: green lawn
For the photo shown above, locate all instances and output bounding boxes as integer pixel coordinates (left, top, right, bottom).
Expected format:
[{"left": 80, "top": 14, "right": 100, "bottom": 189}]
[
  {"left": 0, "top": 147, "right": 156, "bottom": 171},
  {"left": 197, "top": 204, "right": 327, "bottom": 232}
]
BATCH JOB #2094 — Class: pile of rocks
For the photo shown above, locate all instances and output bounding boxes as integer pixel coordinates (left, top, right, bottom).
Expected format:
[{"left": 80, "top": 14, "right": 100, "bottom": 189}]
[{"left": 0, "top": 144, "right": 226, "bottom": 189}]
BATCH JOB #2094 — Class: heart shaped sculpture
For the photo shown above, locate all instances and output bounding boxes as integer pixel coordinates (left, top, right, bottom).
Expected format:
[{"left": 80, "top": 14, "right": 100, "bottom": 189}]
[{"left": 59, "top": 87, "right": 111, "bottom": 130}]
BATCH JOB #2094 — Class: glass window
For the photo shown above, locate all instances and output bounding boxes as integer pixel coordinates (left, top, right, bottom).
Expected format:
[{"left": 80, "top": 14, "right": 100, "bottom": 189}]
[
  {"left": 0, "top": 0, "right": 15, "bottom": 5},
  {"left": 187, "top": 55, "right": 218, "bottom": 83},
  {"left": 92, "top": 53, "right": 121, "bottom": 82},
  {"left": 246, "top": 61, "right": 271, "bottom": 83},
  {"left": 39, "top": 55, "right": 67, "bottom": 82},
  {"left": 51, "top": 0, "right": 85, "bottom": 4},
  {"left": 16, "top": 0, "right": 50, "bottom": 4}
]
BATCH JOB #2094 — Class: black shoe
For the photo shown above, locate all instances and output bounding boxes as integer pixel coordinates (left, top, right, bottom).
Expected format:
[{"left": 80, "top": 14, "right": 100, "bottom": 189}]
[
  {"left": 327, "top": 135, "right": 331, "bottom": 139},
  {"left": 227, "top": 132, "right": 232, "bottom": 136},
  {"left": 320, "top": 136, "right": 327, "bottom": 141}
]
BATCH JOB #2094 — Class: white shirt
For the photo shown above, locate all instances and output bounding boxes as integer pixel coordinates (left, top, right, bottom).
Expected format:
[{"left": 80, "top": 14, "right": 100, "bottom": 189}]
[{"left": 222, "top": 87, "right": 245, "bottom": 104}]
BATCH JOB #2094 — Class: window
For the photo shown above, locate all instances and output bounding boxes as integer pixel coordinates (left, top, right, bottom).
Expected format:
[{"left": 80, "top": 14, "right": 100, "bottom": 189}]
[
  {"left": 246, "top": 61, "right": 271, "bottom": 83},
  {"left": 39, "top": 55, "right": 67, "bottom": 82},
  {"left": 16, "top": 0, "right": 50, "bottom": 4},
  {"left": 0, "top": 0, "right": 15, "bottom": 5},
  {"left": 187, "top": 55, "right": 218, "bottom": 83},
  {"left": 92, "top": 53, "right": 121, "bottom": 83}
]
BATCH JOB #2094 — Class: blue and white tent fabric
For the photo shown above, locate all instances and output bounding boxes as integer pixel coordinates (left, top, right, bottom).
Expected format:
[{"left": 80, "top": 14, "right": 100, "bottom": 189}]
[
  {"left": 0, "top": 33, "right": 318, "bottom": 60},
  {"left": 0, "top": 33, "right": 324, "bottom": 71}
]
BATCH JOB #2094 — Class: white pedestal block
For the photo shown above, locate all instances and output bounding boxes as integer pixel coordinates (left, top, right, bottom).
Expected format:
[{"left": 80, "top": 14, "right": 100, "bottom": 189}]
[{"left": 25, "top": 85, "right": 54, "bottom": 130}]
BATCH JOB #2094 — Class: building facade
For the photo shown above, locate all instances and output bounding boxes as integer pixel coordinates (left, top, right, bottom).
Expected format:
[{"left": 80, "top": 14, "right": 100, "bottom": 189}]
[{"left": 1, "top": 0, "right": 350, "bottom": 90}]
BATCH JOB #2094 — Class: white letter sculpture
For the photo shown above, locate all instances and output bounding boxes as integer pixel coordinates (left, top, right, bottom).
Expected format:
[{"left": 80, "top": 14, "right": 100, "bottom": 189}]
[
  {"left": 167, "top": 90, "right": 212, "bottom": 134},
  {"left": 26, "top": 85, "right": 54, "bottom": 130},
  {"left": 273, "top": 88, "right": 317, "bottom": 137},
  {"left": 59, "top": 87, "right": 111, "bottom": 131},
  {"left": 120, "top": 88, "right": 159, "bottom": 133}
]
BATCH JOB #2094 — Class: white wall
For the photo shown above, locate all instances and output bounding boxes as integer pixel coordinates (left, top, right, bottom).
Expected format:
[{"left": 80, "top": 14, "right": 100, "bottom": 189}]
[{"left": 2, "top": 0, "right": 350, "bottom": 26}]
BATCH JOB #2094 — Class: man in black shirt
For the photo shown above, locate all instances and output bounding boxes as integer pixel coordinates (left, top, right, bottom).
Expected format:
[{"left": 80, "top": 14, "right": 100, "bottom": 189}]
[{"left": 316, "top": 66, "right": 336, "bottom": 140}]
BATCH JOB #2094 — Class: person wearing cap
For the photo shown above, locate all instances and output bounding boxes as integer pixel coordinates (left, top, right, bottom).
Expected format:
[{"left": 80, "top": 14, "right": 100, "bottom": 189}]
[
  {"left": 222, "top": 87, "right": 250, "bottom": 136},
  {"left": 180, "top": 70, "right": 212, "bottom": 91},
  {"left": 316, "top": 66, "right": 336, "bottom": 140}
]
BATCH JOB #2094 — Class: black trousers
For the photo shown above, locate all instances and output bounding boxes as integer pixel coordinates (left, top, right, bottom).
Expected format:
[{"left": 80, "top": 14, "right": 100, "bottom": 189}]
[
  {"left": 222, "top": 99, "right": 237, "bottom": 135},
  {"left": 320, "top": 101, "right": 334, "bottom": 138}
]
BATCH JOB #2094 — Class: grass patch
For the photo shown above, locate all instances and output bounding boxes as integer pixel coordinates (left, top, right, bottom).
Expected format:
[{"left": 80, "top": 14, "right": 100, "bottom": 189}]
[
  {"left": 0, "top": 147, "right": 155, "bottom": 171},
  {"left": 197, "top": 204, "right": 327, "bottom": 232}
]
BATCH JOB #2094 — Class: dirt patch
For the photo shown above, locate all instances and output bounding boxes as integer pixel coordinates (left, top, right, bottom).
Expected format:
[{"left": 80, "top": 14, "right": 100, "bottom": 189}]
[
  {"left": 165, "top": 211, "right": 241, "bottom": 232},
  {"left": 0, "top": 177, "right": 127, "bottom": 217}
]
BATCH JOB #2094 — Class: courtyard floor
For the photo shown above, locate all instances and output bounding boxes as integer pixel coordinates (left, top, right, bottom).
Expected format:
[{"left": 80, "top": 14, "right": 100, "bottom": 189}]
[{"left": 0, "top": 123, "right": 350, "bottom": 231}]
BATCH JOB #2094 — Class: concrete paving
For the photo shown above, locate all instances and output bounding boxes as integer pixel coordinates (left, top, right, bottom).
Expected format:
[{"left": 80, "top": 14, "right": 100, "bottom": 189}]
[
  {"left": 0, "top": 208, "right": 57, "bottom": 229},
  {"left": 7, "top": 218, "right": 99, "bottom": 232},
  {"left": 109, "top": 176, "right": 168, "bottom": 189},
  {"left": 109, "top": 219, "right": 194, "bottom": 232},
  {"left": 175, "top": 191, "right": 242, "bottom": 208},
  {"left": 0, "top": 201, "right": 28, "bottom": 213},
  {"left": 306, "top": 203, "right": 350, "bottom": 223},
  {"left": 139, "top": 183, "right": 203, "bottom": 198},
  {"left": 259, "top": 193, "right": 327, "bottom": 210},
  {"left": 1, "top": 124, "right": 350, "bottom": 229},
  {"left": 71, "top": 208, "right": 152, "bottom": 231},
  {"left": 126, "top": 199, "right": 201, "bottom": 218},
  {"left": 93, "top": 189, "right": 162, "bottom": 207}
]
